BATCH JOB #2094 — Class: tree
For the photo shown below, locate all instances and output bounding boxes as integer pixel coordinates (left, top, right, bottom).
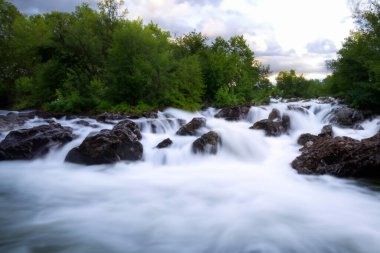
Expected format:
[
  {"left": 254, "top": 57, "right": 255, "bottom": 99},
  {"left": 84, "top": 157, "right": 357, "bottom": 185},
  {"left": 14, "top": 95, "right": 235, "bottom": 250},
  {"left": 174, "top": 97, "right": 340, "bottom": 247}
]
[
  {"left": 328, "top": 1, "right": 380, "bottom": 111},
  {"left": 275, "top": 70, "right": 308, "bottom": 98}
]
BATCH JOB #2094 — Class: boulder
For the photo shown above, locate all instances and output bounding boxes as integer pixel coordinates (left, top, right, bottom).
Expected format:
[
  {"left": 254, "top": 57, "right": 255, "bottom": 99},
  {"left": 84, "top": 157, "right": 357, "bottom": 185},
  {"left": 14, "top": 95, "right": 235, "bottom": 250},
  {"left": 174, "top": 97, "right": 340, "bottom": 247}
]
[
  {"left": 297, "top": 133, "right": 318, "bottom": 146},
  {"left": 328, "top": 106, "right": 364, "bottom": 128},
  {"left": 214, "top": 105, "right": 251, "bottom": 121},
  {"left": 156, "top": 138, "right": 173, "bottom": 149},
  {"left": 65, "top": 120, "right": 143, "bottom": 165},
  {"left": 176, "top": 117, "right": 206, "bottom": 136},
  {"left": 319, "top": 124, "right": 333, "bottom": 137},
  {"left": 96, "top": 112, "right": 125, "bottom": 123},
  {"left": 291, "top": 132, "right": 380, "bottom": 178},
  {"left": 73, "top": 120, "right": 99, "bottom": 128},
  {"left": 268, "top": 108, "right": 281, "bottom": 121},
  {"left": 250, "top": 113, "right": 290, "bottom": 136},
  {"left": 0, "top": 123, "right": 76, "bottom": 160},
  {"left": 297, "top": 125, "right": 334, "bottom": 147},
  {"left": 0, "top": 113, "right": 28, "bottom": 132},
  {"left": 192, "top": 131, "right": 221, "bottom": 154}
]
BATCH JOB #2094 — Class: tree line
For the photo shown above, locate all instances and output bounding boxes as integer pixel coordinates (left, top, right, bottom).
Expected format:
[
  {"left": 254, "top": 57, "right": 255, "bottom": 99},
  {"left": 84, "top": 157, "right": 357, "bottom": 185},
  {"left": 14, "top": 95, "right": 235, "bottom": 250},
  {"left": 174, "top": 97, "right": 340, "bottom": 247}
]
[{"left": 0, "top": 0, "right": 379, "bottom": 113}]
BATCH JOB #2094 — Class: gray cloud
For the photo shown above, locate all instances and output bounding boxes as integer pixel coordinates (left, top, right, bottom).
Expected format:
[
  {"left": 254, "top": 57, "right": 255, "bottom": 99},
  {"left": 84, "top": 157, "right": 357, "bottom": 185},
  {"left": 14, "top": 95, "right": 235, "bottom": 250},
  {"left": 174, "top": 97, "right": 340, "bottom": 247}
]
[
  {"left": 306, "top": 39, "right": 337, "bottom": 54},
  {"left": 10, "top": 0, "right": 97, "bottom": 15}
]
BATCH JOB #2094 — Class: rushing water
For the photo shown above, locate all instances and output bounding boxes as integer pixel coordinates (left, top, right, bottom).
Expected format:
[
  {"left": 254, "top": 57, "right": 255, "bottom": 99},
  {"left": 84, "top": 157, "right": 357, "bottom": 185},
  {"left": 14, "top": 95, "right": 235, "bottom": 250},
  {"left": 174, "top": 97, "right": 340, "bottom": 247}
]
[{"left": 1, "top": 99, "right": 380, "bottom": 253}]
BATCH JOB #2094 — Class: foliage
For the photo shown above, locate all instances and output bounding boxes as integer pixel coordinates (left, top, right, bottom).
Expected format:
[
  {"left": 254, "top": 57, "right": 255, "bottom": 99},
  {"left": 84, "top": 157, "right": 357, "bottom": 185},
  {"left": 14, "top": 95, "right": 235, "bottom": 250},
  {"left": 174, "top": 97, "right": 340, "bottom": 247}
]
[{"left": 327, "top": 1, "right": 380, "bottom": 112}]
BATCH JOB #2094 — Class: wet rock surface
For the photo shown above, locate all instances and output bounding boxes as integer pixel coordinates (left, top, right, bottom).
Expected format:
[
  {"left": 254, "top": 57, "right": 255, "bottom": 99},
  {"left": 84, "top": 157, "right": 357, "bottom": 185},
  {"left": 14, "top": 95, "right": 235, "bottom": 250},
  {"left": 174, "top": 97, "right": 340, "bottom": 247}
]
[
  {"left": 215, "top": 105, "right": 251, "bottom": 121},
  {"left": 250, "top": 109, "right": 291, "bottom": 136},
  {"left": 176, "top": 117, "right": 206, "bottom": 136},
  {"left": 192, "top": 131, "right": 221, "bottom": 154},
  {"left": 156, "top": 138, "right": 173, "bottom": 149},
  {"left": 65, "top": 120, "right": 143, "bottom": 165},
  {"left": 292, "top": 132, "right": 380, "bottom": 178},
  {"left": 328, "top": 106, "right": 364, "bottom": 128},
  {"left": 0, "top": 123, "right": 76, "bottom": 160}
]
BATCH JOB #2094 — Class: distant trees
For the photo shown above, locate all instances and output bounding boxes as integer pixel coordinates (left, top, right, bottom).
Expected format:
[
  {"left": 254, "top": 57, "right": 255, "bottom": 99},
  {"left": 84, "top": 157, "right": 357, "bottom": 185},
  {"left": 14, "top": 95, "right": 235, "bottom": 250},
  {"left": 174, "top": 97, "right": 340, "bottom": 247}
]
[{"left": 327, "top": 1, "right": 380, "bottom": 111}]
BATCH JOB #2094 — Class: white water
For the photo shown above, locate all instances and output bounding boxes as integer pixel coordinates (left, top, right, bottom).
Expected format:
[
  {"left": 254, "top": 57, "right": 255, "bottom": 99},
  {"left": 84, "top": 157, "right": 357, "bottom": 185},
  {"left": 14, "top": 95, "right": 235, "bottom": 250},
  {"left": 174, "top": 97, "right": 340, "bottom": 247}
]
[{"left": 1, "top": 100, "right": 380, "bottom": 253}]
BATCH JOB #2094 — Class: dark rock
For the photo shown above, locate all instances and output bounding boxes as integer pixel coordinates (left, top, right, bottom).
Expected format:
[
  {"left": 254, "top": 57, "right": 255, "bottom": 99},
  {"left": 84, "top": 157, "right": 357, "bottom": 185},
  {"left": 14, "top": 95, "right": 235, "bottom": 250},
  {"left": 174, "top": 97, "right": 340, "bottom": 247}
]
[
  {"left": 285, "top": 98, "right": 301, "bottom": 103},
  {"left": 317, "top": 97, "right": 336, "bottom": 104},
  {"left": 74, "top": 120, "right": 99, "bottom": 128},
  {"left": 192, "top": 131, "right": 221, "bottom": 154},
  {"left": 156, "top": 138, "right": 173, "bottom": 149},
  {"left": 0, "top": 114, "right": 28, "bottom": 132},
  {"left": 0, "top": 124, "right": 76, "bottom": 160},
  {"left": 214, "top": 105, "right": 251, "bottom": 121},
  {"left": 268, "top": 108, "right": 281, "bottom": 121},
  {"left": 250, "top": 119, "right": 286, "bottom": 136},
  {"left": 297, "top": 133, "right": 318, "bottom": 146},
  {"left": 281, "top": 114, "right": 291, "bottom": 132},
  {"left": 114, "top": 120, "right": 142, "bottom": 140},
  {"left": 176, "top": 117, "right": 206, "bottom": 136},
  {"left": 250, "top": 113, "right": 291, "bottom": 136},
  {"left": 319, "top": 124, "right": 333, "bottom": 137},
  {"left": 65, "top": 120, "right": 143, "bottom": 165},
  {"left": 328, "top": 106, "right": 364, "bottom": 128},
  {"left": 291, "top": 132, "right": 380, "bottom": 178},
  {"left": 96, "top": 112, "right": 125, "bottom": 123}
]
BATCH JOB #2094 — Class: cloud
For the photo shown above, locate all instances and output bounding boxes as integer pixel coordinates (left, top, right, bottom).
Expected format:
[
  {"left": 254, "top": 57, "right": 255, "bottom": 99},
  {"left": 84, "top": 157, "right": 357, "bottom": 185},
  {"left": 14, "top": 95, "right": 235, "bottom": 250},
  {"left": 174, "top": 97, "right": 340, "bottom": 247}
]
[
  {"left": 306, "top": 39, "right": 337, "bottom": 54},
  {"left": 10, "top": 0, "right": 98, "bottom": 14}
]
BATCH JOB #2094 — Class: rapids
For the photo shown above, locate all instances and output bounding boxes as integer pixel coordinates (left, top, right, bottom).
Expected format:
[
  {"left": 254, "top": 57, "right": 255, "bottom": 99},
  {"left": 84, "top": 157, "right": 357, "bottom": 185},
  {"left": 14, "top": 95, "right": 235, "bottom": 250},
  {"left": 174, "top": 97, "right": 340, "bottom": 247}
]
[{"left": 1, "top": 99, "right": 380, "bottom": 253}]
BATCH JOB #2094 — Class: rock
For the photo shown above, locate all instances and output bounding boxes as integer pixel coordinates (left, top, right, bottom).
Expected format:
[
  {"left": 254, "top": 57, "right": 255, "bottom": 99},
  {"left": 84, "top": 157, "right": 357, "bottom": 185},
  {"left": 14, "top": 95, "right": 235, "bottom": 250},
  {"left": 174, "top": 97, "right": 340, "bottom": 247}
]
[
  {"left": 156, "top": 138, "right": 173, "bottom": 149},
  {"left": 317, "top": 97, "right": 336, "bottom": 104},
  {"left": 0, "top": 124, "right": 76, "bottom": 160},
  {"left": 297, "top": 133, "right": 318, "bottom": 146},
  {"left": 192, "top": 131, "right": 221, "bottom": 154},
  {"left": 214, "top": 105, "right": 251, "bottom": 121},
  {"left": 250, "top": 119, "right": 286, "bottom": 136},
  {"left": 291, "top": 132, "right": 380, "bottom": 178},
  {"left": 114, "top": 120, "right": 142, "bottom": 140},
  {"left": 281, "top": 114, "right": 291, "bottom": 132},
  {"left": 268, "top": 108, "right": 281, "bottom": 121},
  {"left": 250, "top": 113, "right": 290, "bottom": 136},
  {"left": 73, "top": 120, "right": 99, "bottom": 128},
  {"left": 65, "top": 120, "right": 143, "bottom": 165},
  {"left": 176, "top": 117, "right": 206, "bottom": 136},
  {"left": 319, "top": 124, "right": 333, "bottom": 137},
  {"left": 96, "top": 112, "right": 125, "bottom": 123},
  {"left": 328, "top": 106, "right": 364, "bottom": 128},
  {"left": 0, "top": 114, "right": 28, "bottom": 132}
]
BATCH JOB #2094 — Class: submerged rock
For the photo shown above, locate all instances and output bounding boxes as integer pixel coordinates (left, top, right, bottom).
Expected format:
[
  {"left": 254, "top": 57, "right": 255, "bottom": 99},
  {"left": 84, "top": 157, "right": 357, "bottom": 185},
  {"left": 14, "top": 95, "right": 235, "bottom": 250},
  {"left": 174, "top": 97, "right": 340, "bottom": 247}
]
[
  {"left": 0, "top": 123, "right": 75, "bottom": 160},
  {"left": 291, "top": 132, "right": 380, "bottom": 178},
  {"left": 214, "top": 105, "right": 251, "bottom": 121},
  {"left": 156, "top": 138, "right": 173, "bottom": 149},
  {"left": 65, "top": 120, "right": 143, "bottom": 165},
  {"left": 192, "top": 131, "right": 221, "bottom": 154},
  {"left": 176, "top": 117, "right": 206, "bottom": 136}
]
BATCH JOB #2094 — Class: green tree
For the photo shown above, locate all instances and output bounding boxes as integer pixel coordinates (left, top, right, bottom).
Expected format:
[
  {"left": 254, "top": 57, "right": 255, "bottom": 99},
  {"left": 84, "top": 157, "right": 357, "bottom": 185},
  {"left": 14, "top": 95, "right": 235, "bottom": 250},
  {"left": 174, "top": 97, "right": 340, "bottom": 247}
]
[{"left": 328, "top": 1, "right": 380, "bottom": 111}]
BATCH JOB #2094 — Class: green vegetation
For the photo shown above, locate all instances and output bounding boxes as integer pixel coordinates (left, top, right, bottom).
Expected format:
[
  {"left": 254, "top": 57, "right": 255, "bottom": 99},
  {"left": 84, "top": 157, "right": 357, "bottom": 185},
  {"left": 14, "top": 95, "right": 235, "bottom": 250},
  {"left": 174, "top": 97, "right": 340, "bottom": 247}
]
[
  {"left": 0, "top": 0, "right": 273, "bottom": 113},
  {"left": 1, "top": 0, "right": 379, "bottom": 113},
  {"left": 327, "top": 1, "right": 380, "bottom": 112}
]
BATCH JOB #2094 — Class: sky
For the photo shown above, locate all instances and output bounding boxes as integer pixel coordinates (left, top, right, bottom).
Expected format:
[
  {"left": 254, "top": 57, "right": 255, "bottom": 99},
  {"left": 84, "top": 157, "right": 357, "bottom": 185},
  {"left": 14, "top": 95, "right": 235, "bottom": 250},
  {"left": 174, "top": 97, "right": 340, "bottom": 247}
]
[{"left": 10, "top": 0, "right": 355, "bottom": 81}]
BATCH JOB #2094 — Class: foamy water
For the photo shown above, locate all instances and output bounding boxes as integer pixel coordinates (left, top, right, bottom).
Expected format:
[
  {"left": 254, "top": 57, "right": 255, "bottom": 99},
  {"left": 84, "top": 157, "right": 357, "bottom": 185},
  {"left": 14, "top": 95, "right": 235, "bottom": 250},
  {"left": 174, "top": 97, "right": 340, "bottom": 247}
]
[{"left": 1, "top": 99, "right": 380, "bottom": 253}]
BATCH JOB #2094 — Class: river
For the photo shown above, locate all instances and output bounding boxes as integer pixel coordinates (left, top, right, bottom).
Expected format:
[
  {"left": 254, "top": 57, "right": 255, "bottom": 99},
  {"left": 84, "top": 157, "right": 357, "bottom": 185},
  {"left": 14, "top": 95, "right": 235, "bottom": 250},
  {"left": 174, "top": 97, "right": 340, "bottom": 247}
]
[{"left": 0, "top": 99, "right": 380, "bottom": 253}]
